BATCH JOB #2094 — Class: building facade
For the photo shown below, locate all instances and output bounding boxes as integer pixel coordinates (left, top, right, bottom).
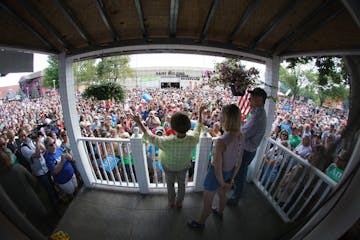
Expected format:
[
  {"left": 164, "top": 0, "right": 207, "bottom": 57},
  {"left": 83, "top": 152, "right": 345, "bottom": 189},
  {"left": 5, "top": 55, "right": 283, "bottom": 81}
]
[{"left": 125, "top": 66, "right": 209, "bottom": 89}]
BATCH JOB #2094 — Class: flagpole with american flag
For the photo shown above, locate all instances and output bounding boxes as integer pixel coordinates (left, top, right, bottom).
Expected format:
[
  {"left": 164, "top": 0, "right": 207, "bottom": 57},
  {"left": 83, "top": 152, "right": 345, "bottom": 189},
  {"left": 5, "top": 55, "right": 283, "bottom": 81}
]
[{"left": 238, "top": 86, "right": 253, "bottom": 121}]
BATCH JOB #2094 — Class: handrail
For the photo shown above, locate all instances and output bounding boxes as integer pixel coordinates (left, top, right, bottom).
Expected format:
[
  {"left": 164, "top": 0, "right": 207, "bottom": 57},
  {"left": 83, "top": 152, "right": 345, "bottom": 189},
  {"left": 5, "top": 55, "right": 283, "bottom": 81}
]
[
  {"left": 266, "top": 138, "right": 337, "bottom": 188},
  {"left": 253, "top": 137, "right": 338, "bottom": 222}
]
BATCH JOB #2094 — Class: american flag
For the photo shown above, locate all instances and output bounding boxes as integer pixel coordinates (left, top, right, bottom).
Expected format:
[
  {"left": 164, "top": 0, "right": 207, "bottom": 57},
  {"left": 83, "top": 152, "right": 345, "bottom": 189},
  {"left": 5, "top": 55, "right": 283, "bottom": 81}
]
[{"left": 238, "top": 88, "right": 252, "bottom": 119}]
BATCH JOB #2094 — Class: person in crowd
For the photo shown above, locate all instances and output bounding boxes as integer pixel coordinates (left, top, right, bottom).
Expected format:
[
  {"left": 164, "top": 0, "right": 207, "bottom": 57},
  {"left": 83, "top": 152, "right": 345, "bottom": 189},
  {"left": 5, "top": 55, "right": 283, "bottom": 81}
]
[
  {"left": 0, "top": 134, "right": 18, "bottom": 165},
  {"left": 147, "top": 127, "right": 165, "bottom": 182},
  {"left": 47, "top": 130, "right": 62, "bottom": 147},
  {"left": 277, "top": 129, "right": 289, "bottom": 144},
  {"left": 294, "top": 135, "right": 312, "bottom": 159},
  {"left": 132, "top": 104, "right": 205, "bottom": 208},
  {"left": 145, "top": 110, "right": 161, "bottom": 132},
  {"left": 44, "top": 137, "right": 78, "bottom": 196},
  {"left": 59, "top": 130, "right": 71, "bottom": 153},
  {"left": 307, "top": 144, "right": 326, "bottom": 171},
  {"left": 262, "top": 141, "right": 289, "bottom": 185},
  {"left": 270, "top": 125, "right": 281, "bottom": 140},
  {"left": 280, "top": 118, "right": 292, "bottom": 134},
  {"left": 91, "top": 116, "right": 101, "bottom": 132},
  {"left": 5, "top": 129, "right": 18, "bottom": 155},
  {"left": 303, "top": 124, "right": 312, "bottom": 137},
  {"left": 116, "top": 124, "right": 131, "bottom": 138},
  {"left": 18, "top": 129, "right": 58, "bottom": 204},
  {"left": 188, "top": 104, "right": 244, "bottom": 228},
  {"left": 311, "top": 134, "right": 322, "bottom": 150},
  {"left": 326, "top": 149, "right": 348, "bottom": 183},
  {"left": 227, "top": 87, "right": 267, "bottom": 206},
  {"left": 208, "top": 121, "right": 221, "bottom": 137},
  {"left": 289, "top": 127, "right": 301, "bottom": 150}
]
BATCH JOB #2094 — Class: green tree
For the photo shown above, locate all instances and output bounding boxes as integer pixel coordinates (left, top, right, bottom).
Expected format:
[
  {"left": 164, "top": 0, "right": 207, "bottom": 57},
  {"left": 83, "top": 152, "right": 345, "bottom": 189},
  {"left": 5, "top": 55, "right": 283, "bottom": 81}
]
[
  {"left": 74, "top": 59, "right": 97, "bottom": 85},
  {"left": 82, "top": 81, "right": 125, "bottom": 103},
  {"left": 31, "top": 84, "right": 40, "bottom": 99},
  {"left": 317, "top": 84, "right": 349, "bottom": 107},
  {"left": 285, "top": 57, "right": 349, "bottom": 106},
  {"left": 17, "top": 88, "right": 25, "bottom": 100},
  {"left": 96, "top": 56, "right": 134, "bottom": 82},
  {"left": 42, "top": 56, "right": 59, "bottom": 89},
  {"left": 279, "top": 65, "right": 303, "bottom": 101},
  {"left": 286, "top": 57, "right": 348, "bottom": 85}
]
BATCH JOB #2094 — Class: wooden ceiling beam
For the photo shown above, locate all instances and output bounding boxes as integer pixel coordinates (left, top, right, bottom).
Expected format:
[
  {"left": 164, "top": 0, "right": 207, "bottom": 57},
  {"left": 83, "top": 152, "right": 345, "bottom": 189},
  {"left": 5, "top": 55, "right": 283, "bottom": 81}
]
[
  {"left": 95, "top": 0, "right": 119, "bottom": 41},
  {"left": 0, "top": 1, "right": 56, "bottom": 50},
  {"left": 278, "top": 8, "right": 345, "bottom": 55},
  {"left": 341, "top": 0, "right": 360, "bottom": 30},
  {"left": 200, "top": 0, "right": 219, "bottom": 41},
  {"left": 229, "top": 0, "right": 262, "bottom": 42},
  {"left": 17, "top": 0, "right": 70, "bottom": 50},
  {"left": 134, "top": 0, "right": 148, "bottom": 40},
  {"left": 53, "top": 0, "right": 93, "bottom": 45},
  {"left": 271, "top": 0, "right": 332, "bottom": 55},
  {"left": 248, "top": 0, "right": 300, "bottom": 49},
  {"left": 169, "top": 0, "right": 179, "bottom": 37}
]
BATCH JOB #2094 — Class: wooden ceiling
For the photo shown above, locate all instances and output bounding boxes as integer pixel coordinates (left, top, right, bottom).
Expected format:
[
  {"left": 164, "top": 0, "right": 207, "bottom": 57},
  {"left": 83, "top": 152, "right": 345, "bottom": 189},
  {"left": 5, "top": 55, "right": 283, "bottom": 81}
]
[{"left": 1, "top": 0, "right": 360, "bottom": 60}]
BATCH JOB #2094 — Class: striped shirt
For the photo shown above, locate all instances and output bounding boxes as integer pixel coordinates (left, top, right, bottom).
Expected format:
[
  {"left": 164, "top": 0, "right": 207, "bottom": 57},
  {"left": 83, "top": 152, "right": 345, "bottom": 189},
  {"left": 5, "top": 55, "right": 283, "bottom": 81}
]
[{"left": 143, "top": 123, "right": 202, "bottom": 171}]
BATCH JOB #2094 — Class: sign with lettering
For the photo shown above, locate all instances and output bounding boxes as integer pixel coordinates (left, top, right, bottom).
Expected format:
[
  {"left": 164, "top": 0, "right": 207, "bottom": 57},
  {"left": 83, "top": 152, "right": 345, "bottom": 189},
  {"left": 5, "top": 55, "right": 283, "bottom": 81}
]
[{"left": 326, "top": 164, "right": 343, "bottom": 183}]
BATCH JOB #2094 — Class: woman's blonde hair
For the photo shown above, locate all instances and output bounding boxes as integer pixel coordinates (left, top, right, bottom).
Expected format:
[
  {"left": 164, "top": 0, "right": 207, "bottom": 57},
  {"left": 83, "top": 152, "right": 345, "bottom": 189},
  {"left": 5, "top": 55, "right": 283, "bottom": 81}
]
[{"left": 221, "top": 104, "right": 242, "bottom": 132}]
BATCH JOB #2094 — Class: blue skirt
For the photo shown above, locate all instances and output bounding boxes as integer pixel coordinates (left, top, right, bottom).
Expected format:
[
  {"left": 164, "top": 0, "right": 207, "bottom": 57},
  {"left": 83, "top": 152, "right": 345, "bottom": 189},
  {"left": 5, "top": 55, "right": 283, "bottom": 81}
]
[{"left": 203, "top": 165, "right": 232, "bottom": 192}]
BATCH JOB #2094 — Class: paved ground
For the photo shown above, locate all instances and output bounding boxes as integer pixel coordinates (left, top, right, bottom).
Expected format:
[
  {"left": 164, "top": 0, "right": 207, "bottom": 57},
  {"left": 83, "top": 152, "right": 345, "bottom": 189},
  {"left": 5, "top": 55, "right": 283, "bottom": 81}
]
[{"left": 54, "top": 182, "right": 300, "bottom": 240}]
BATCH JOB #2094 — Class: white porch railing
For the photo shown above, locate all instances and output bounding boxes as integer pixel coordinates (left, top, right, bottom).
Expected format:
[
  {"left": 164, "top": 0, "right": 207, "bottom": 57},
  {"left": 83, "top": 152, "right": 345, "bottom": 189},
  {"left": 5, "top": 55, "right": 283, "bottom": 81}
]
[
  {"left": 77, "top": 133, "right": 336, "bottom": 222},
  {"left": 253, "top": 137, "right": 337, "bottom": 222},
  {"left": 77, "top": 131, "right": 212, "bottom": 193}
]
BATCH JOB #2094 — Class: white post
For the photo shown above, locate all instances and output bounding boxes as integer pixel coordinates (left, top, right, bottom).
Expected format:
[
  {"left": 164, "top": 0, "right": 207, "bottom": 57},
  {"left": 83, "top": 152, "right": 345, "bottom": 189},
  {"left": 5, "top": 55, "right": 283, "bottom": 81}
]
[
  {"left": 248, "top": 56, "right": 280, "bottom": 181},
  {"left": 52, "top": 79, "right": 56, "bottom": 91},
  {"left": 58, "top": 53, "right": 94, "bottom": 187},
  {"left": 130, "top": 127, "right": 150, "bottom": 194},
  {"left": 194, "top": 131, "right": 212, "bottom": 192}
]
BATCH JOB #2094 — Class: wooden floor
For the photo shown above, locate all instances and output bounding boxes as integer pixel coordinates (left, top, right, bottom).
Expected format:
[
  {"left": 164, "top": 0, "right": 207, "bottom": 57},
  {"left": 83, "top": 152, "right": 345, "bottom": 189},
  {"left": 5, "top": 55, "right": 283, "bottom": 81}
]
[{"left": 55, "top": 182, "right": 299, "bottom": 240}]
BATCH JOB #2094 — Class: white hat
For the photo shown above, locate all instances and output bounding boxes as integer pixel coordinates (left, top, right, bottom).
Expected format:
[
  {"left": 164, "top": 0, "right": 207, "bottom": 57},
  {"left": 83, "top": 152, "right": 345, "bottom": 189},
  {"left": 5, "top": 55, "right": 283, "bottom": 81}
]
[{"left": 44, "top": 118, "right": 52, "bottom": 125}]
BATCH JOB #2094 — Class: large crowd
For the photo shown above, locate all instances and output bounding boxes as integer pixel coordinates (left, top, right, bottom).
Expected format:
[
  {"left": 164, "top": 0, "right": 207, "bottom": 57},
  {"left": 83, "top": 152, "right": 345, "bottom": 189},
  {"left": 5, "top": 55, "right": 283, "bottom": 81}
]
[{"left": 0, "top": 86, "right": 349, "bottom": 232}]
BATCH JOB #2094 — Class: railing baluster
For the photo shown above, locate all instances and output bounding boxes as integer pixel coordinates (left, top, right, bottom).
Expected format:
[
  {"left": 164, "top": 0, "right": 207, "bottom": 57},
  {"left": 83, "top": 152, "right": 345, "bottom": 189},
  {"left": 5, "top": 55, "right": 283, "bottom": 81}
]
[
  {"left": 114, "top": 144, "right": 123, "bottom": 184},
  {"left": 253, "top": 137, "right": 337, "bottom": 222},
  {"left": 82, "top": 140, "right": 97, "bottom": 182},
  {"left": 307, "top": 185, "right": 331, "bottom": 217},
  {"left": 100, "top": 142, "right": 110, "bottom": 184},
  {"left": 119, "top": 143, "right": 130, "bottom": 185},
  {"left": 291, "top": 179, "right": 323, "bottom": 221},
  {"left": 282, "top": 167, "right": 309, "bottom": 210},
  {"left": 285, "top": 171, "right": 314, "bottom": 214},
  {"left": 125, "top": 143, "right": 137, "bottom": 186}
]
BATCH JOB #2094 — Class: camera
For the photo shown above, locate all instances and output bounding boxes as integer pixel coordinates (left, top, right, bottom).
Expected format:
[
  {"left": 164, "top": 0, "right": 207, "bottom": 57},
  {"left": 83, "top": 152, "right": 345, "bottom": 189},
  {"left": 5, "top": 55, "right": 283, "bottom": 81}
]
[{"left": 28, "top": 129, "right": 44, "bottom": 140}]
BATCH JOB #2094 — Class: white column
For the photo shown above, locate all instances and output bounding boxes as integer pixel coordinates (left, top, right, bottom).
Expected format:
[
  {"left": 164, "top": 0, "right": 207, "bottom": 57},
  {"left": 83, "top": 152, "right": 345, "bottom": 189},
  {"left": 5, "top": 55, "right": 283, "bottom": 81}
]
[
  {"left": 58, "top": 53, "right": 94, "bottom": 187},
  {"left": 130, "top": 129, "right": 150, "bottom": 194},
  {"left": 248, "top": 56, "right": 280, "bottom": 181},
  {"left": 194, "top": 133, "right": 212, "bottom": 192}
]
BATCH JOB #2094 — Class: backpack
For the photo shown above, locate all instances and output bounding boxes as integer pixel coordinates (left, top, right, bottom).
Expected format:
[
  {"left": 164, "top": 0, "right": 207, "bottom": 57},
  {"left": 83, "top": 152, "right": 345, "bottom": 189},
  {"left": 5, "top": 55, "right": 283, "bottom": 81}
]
[{"left": 15, "top": 141, "right": 32, "bottom": 172}]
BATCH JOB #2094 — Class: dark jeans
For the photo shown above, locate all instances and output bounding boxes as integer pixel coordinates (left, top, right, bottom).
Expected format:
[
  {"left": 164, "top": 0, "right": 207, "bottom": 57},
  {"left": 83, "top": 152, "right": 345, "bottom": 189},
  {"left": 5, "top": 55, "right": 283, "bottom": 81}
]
[
  {"left": 37, "top": 173, "right": 58, "bottom": 204},
  {"left": 230, "top": 150, "right": 257, "bottom": 200}
]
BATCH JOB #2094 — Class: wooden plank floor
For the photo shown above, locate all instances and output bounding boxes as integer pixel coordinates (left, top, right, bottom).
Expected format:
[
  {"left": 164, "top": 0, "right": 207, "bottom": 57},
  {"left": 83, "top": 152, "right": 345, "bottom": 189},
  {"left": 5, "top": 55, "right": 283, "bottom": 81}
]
[{"left": 55, "top": 183, "right": 298, "bottom": 240}]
